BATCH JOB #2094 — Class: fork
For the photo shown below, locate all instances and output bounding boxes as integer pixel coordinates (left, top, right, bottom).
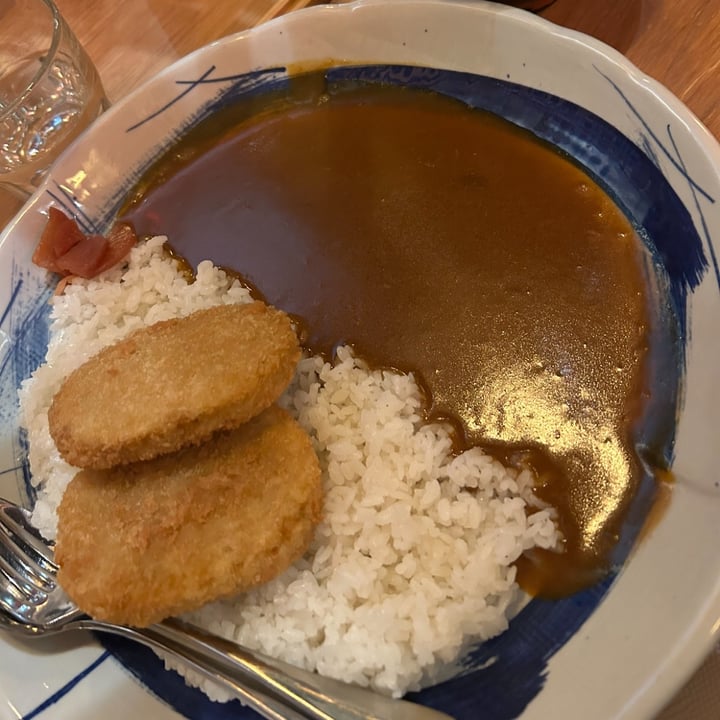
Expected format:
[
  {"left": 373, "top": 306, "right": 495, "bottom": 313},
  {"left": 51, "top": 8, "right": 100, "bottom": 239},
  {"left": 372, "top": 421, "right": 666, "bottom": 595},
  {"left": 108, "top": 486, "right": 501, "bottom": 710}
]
[{"left": 0, "top": 497, "right": 454, "bottom": 720}]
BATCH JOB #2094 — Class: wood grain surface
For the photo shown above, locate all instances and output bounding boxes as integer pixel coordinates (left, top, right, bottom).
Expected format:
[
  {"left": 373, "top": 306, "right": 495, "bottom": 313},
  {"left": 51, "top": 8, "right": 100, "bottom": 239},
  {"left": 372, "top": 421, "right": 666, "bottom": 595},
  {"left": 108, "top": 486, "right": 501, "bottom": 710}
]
[{"left": 48, "top": 1, "right": 720, "bottom": 718}]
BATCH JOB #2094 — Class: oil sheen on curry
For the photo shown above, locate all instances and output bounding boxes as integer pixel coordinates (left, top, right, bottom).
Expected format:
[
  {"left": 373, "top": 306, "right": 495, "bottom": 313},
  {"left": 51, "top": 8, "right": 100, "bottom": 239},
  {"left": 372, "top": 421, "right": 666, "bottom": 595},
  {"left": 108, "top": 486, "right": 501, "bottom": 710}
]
[{"left": 122, "top": 77, "right": 660, "bottom": 597}]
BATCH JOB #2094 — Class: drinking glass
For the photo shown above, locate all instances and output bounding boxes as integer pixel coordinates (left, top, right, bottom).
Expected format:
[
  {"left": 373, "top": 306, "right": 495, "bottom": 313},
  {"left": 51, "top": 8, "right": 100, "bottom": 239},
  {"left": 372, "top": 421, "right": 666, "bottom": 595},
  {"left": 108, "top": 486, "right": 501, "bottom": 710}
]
[{"left": 0, "top": 0, "right": 108, "bottom": 212}]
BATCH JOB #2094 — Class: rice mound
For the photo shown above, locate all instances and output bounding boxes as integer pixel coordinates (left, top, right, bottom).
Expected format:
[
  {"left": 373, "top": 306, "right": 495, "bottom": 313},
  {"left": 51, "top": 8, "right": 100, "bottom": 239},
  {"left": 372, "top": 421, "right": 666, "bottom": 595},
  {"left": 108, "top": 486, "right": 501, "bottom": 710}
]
[{"left": 19, "top": 237, "right": 560, "bottom": 698}]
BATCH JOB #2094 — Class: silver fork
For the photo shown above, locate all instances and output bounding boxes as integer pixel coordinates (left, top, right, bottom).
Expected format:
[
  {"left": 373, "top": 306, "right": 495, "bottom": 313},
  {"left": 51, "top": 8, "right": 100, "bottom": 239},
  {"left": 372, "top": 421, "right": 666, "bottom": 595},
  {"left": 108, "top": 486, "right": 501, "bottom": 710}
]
[{"left": 0, "top": 498, "right": 454, "bottom": 720}]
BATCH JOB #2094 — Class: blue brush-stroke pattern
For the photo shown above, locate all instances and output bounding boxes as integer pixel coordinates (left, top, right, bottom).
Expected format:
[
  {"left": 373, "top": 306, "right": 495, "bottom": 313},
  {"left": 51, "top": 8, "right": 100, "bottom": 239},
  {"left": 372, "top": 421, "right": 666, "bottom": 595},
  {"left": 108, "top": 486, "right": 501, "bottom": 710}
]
[
  {"left": 6, "top": 63, "right": 707, "bottom": 719},
  {"left": 0, "top": 465, "right": 23, "bottom": 476},
  {"left": 593, "top": 66, "right": 719, "bottom": 293},
  {"left": 47, "top": 181, "right": 100, "bottom": 235},
  {"left": 127, "top": 65, "right": 218, "bottom": 132},
  {"left": 638, "top": 132, "right": 661, "bottom": 171},
  {"left": 60, "top": 66, "right": 291, "bottom": 236},
  {"left": 1, "top": 261, "right": 52, "bottom": 506},
  {"left": 125, "top": 65, "right": 288, "bottom": 133},
  {"left": 0, "top": 278, "right": 22, "bottom": 328},
  {"left": 20, "top": 652, "right": 111, "bottom": 720},
  {"left": 665, "top": 123, "right": 720, "bottom": 296}
]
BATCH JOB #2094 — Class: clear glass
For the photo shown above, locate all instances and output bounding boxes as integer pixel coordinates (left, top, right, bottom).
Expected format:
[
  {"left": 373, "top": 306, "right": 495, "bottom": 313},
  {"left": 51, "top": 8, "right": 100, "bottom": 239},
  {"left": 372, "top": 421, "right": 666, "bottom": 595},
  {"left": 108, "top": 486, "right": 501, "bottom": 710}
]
[{"left": 0, "top": 0, "right": 108, "bottom": 203}]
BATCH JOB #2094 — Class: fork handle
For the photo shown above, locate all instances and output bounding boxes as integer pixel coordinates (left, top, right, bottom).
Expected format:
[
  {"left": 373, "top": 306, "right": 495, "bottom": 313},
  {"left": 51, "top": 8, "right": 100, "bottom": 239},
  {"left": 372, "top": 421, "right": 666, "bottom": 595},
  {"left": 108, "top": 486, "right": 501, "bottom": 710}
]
[
  {"left": 150, "top": 618, "right": 453, "bottom": 720},
  {"left": 80, "top": 617, "right": 453, "bottom": 720},
  {"left": 81, "top": 619, "right": 307, "bottom": 720}
]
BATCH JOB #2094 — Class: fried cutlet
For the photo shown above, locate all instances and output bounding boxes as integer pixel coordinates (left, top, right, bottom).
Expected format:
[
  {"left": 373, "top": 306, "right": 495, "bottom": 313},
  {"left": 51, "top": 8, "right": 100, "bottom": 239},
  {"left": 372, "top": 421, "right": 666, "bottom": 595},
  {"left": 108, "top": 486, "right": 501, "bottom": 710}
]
[
  {"left": 48, "top": 302, "right": 300, "bottom": 469},
  {"left": 55, "top": 405, "right": 322, "bottom": 627}
]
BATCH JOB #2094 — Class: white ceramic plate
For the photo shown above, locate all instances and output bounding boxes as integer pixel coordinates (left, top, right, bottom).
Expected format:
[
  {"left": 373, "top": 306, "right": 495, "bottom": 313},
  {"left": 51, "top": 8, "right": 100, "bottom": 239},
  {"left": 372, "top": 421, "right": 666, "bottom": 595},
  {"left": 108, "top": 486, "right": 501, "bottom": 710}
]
[{"left": 1, "top": 1, "right": 720, "bottom": 718}]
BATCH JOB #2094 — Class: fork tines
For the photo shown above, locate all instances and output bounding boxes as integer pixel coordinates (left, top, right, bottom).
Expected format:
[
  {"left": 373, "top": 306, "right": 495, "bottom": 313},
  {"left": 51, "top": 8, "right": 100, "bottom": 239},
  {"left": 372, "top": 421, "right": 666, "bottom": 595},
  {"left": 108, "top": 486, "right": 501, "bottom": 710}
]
[{"left": 0, "top": 499, "right": 58, "bottom": 620}]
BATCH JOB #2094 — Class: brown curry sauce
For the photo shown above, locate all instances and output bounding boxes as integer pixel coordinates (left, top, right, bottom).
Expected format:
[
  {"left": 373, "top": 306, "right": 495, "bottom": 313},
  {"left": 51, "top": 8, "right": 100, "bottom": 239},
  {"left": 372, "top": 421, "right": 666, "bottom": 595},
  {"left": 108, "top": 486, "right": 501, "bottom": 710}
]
[{"left": 121, "top": 78, "right": 663, "bottom": 597}]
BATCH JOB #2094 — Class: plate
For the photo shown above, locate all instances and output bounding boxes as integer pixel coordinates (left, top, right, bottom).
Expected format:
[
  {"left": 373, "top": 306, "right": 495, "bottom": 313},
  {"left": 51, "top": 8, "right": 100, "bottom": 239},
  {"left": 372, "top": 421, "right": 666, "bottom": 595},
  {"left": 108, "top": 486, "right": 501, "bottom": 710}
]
[{"left": 1, "top": 1, "right": 719, "bottom": 718}]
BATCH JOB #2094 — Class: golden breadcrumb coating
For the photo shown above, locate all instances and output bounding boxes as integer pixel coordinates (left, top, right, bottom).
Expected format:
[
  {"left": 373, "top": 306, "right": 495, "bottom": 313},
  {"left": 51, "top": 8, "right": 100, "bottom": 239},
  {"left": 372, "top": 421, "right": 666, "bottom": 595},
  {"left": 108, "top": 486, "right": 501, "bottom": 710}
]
[
  {"left": 48, "top": 302, "right": 300, "bottom": 469},
  {"left": 56, "top": 405, "right": 322, "bottom": 627}
]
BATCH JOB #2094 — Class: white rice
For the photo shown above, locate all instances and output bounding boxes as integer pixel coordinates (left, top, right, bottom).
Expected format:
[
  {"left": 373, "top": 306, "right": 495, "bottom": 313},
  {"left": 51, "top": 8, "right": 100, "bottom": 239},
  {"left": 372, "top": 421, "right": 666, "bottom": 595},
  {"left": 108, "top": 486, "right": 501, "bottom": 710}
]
[{"left": 19, "top": 237, "right": 560, "bottom": 698}]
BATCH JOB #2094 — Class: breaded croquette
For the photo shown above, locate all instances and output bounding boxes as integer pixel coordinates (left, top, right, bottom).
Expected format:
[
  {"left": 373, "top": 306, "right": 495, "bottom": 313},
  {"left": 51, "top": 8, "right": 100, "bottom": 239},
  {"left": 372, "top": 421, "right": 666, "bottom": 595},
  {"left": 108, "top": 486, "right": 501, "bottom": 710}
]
[
  {"left": 55, "top": 405, "right": 322, "bottom": 627},
  {"left": 48, "top": 302, "right": 300, "bottom": 469}
]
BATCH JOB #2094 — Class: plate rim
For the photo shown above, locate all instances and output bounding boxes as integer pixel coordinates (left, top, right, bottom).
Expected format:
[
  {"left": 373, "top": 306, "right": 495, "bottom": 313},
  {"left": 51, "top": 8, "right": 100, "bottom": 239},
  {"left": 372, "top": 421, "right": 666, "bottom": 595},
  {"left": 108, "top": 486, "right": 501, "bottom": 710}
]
[{"left": 1, "top": 1, "right": 719, "bottom": 718}]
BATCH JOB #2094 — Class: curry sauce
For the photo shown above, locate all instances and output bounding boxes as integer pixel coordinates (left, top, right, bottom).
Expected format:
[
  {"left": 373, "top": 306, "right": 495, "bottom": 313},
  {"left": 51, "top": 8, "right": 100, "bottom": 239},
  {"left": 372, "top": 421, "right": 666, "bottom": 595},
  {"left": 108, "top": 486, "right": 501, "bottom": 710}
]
[{"left": 122, "top": 79, "right": 662, "bottom": 597}]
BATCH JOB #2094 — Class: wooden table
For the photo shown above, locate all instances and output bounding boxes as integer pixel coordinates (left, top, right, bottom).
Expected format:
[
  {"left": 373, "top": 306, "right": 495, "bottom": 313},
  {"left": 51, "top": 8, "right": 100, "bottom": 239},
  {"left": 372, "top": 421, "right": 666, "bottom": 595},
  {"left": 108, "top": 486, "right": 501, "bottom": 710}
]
[{"left": 52, "top": 0, "right": 720, "bottom": 718}]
